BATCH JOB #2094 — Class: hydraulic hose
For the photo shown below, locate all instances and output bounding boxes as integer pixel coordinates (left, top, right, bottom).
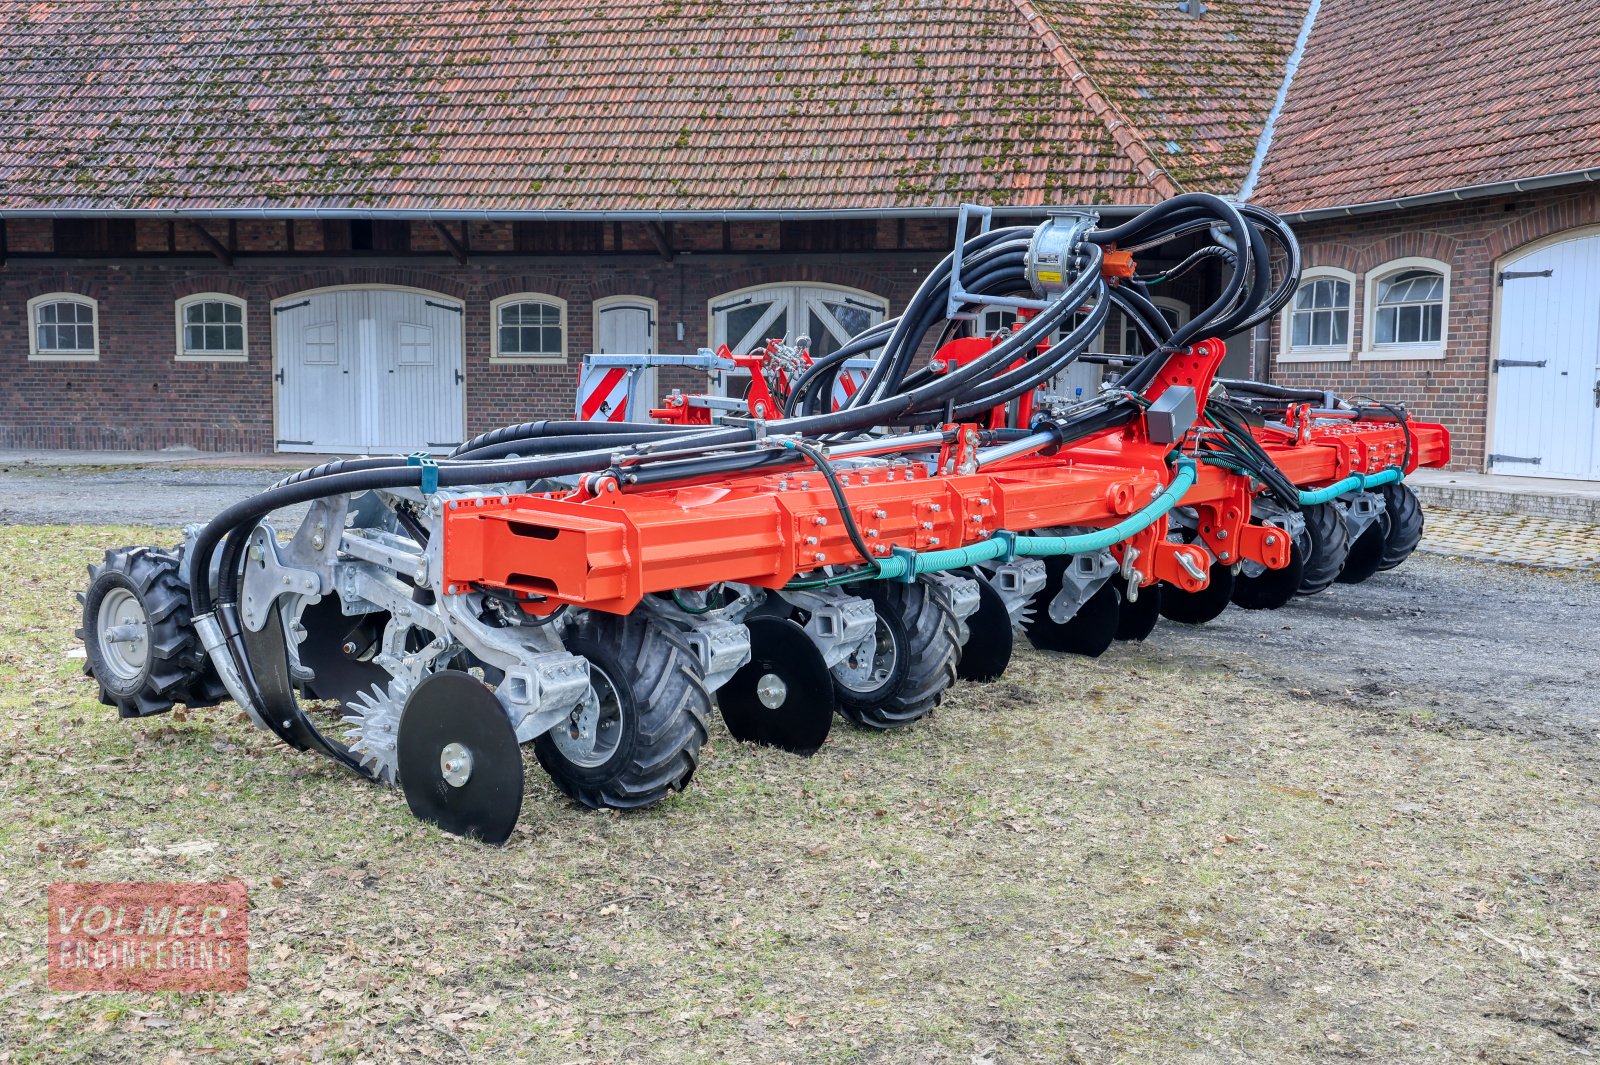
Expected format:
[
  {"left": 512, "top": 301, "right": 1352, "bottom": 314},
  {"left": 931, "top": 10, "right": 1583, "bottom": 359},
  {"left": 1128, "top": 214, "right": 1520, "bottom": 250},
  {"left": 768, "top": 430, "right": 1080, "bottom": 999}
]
[{"left": 1297, "top": 467, "right": 1403, "bottom": 506}]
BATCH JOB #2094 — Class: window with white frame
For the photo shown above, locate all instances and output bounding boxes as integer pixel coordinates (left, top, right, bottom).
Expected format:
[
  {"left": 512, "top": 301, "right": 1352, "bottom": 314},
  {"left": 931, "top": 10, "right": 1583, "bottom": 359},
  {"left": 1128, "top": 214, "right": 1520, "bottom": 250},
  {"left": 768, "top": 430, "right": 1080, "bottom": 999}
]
[
  {"left": 1281, "top": 269, "right": 1355, "bottom": 360},
  {"left": 491, "top": 294, "right": 567, "bottom": 361},
  {"left": 176, "top": 293, "right": 247, "bottom": 360},
  {"left": 1363, "top": 258, "right": 1448, "bottom": 359},
  {"left": 28, "top": 294, "right": 99, "bottom": 359}
]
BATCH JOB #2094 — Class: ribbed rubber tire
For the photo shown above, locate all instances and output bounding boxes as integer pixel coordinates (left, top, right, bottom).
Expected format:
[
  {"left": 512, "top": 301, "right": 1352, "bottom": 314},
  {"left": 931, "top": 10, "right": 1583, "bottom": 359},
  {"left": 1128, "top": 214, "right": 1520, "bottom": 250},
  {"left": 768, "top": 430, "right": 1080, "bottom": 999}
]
[
  {"left": 77, "top": 545, "right": 227, "bottom": 718},
  {"left": 534, "top": 610, "right": 710, "bottom": 810},
  {"left": 1374, "top": 482, "right": 1424, "bottom": 570},
  {"left": 836, "top": 579, "right": 959, "bottom": 730},
  {"left": 1296, "top": 502, "right": 1350, "bottom": 595}
]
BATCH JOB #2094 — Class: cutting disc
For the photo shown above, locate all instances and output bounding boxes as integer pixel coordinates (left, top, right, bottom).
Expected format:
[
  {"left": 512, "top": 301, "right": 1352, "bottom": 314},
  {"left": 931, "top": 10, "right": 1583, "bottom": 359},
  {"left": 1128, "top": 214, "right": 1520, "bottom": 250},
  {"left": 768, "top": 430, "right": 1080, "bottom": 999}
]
[
  {"left": 719, "top": 616, "right": 834, "bottom": 756},
  {"left": 1159, "top": 560, "right": 1236, "bottom": 625},
  {"left": 956, "top": 576, "right": 1014, "bottom": 682},
  {"left": 396, "top": 670, "right": 524, "bottom": 844},
  {"left": 1232, "top": 540, "right": 1306, "bottom": 611},
  {"left": 1113, "top": 576, "right": 1162, "bottom": 641},
  {"left": 1024, "top": 560, "right": 1122, "bottom": 659}
]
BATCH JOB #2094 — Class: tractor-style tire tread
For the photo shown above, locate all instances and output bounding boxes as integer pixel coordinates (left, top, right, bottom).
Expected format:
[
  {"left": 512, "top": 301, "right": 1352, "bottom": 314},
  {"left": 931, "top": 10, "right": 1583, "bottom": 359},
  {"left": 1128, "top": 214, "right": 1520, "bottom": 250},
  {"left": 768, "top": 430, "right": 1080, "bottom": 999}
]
[
  {"left": 837, "top": 579, "right": 959, "bottom": 730},
  {"left": 534, "top": 611, "right": 710, "bottom": 811},
  {"left": 1296, "top": 502, "right": 1350, "bottom": 595},
  {"left": 1375, "top": 482, "right": 1424, "bottom": 570}
]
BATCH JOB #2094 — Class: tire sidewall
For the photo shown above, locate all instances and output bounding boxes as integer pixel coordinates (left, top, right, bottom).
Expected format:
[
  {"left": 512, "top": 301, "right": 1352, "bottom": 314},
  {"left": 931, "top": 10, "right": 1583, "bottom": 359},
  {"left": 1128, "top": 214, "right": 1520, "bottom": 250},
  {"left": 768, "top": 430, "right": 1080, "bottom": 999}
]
[
  {"left": 533, "top": 633, "right": 641, "bottom": 788},
  {"left": 833, "top": 587, "right": 912, "bottom": 711},
  {"left": 83, "top": 569, "right": 152, "bottom": 698}
]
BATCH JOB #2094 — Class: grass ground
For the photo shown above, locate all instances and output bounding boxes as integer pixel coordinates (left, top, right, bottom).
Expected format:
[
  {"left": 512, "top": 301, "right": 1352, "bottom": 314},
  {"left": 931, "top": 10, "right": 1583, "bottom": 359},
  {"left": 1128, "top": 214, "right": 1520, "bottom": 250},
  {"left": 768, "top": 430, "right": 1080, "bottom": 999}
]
[{"left": 1, "top": 525, "right": 1596, "bottom": 1064}]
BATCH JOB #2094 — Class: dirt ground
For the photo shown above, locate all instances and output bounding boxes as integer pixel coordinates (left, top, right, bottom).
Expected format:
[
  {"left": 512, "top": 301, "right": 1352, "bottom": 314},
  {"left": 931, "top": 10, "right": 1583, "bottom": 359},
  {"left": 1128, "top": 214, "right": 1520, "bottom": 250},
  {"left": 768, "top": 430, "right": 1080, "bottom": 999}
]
[{"left": 1, "top": 523, "right": 1597, "bottom": 1064}]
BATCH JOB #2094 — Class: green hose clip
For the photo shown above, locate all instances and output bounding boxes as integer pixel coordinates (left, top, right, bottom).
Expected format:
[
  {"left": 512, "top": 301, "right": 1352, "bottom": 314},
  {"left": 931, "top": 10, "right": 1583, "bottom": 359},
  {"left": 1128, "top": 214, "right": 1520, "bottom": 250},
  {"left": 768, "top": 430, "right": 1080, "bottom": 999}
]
[{"left": 407, "top": 452, "right": 439, "bottom": 494}]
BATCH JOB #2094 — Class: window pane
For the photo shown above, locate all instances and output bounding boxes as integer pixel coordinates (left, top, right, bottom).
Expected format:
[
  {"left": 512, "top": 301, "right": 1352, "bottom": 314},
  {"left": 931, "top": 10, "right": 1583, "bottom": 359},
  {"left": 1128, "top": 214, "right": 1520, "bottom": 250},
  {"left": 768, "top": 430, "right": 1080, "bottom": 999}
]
[
  {"left": 1312, "top": 280, "right": 1331, "bottom": 309},
  {"left": 205, "top": 325, "right": 224, "bottom": 349},
  {"left": 38, "top": 324, "right": 57, "bottom": 349},
  {"left": 1376, "top": 307, "right": 1396, "bottom": 344},
  {"left": 1331, "top": 312, "right": 1348, "bottom": 345},
  {"left": 224, "top": 303, "right": 242, "bottom": 323},
  {"left": 66, "top": 302, "right": 90, "bottom": 324},
  {"left": 186, "top": 304, "right": 205, "bottom": 325},
  {"left": 73, "top": 324, "right": 92, "bottom": 350},
  {"left": 826, "top": 302, "right": 873, "bottom": 338},
  {"left": 1291, "top": 313, "right": 1310, "bottom": 347},
  {"left": 1330, "top": 281, "right": 1350, "bottom": 309},
  {"left": 186, "top": 324, "right": 205, "bottom": 350},
  {"left": 1398, "top": 305, "right": 1421, "bottom": 343},
  {"left": 224, "top": 324, "right": 244, "bottom": 350},
  {"left": 541, "top": 327, "right": 561, "bottom": 354},
  {"left": 1423, "top": 303, "right": 1441, "bottom": 343},
  {"left": 1311, "top": 312, "right": 1331, "bottom": 347},
  {"left": 725, "top": 305, "right": 767, "bottom": 347},
  {"left": 500, "top": 325, "right": 521, "bottom": 353},
  {"left": 38, "top": 304, "right": 57, "bottom": 324},
  {"left": 1294, "top": 287, "right": 1315, "bottom": 311}
]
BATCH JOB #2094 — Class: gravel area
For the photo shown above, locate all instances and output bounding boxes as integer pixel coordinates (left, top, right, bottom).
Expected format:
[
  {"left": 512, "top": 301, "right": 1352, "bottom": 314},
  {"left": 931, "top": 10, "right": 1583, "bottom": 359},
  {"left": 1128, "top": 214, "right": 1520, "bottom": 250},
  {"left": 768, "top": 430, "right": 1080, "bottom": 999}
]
[{"left": 0, "top": 463, "right": 311, "bottom": 527}]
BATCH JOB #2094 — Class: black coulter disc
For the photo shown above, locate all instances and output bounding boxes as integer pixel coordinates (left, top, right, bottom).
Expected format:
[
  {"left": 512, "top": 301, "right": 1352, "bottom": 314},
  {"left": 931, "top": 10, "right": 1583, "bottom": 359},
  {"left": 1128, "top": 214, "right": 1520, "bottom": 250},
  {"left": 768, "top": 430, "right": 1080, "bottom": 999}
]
[
  {"left": 397, "top": 670, "right": 524, "bottom": 845},
  {"left": 1337, "top": 510, "right": 1391, "bottom": 585},
  {"left": 1025, "top": 562, "right": 1122, "bottom": 658},
  {"left": 1232, "top": 539, "right": 1307, "bottom": 611},
  {"left": 1113, "top": 576, "right": 1162, "bottom": 641},
  {"left": 957, "top": 576, "right": 1014, "bottom": 682},
  {"left": 719, "top": 616, "right": 834, "bottom": 756},
  {"left": 1159, "top": 561, "right": 1236, "bottom": 625},
  {"left": 296, "top": 597, "right": 392, "bottom": 705}
]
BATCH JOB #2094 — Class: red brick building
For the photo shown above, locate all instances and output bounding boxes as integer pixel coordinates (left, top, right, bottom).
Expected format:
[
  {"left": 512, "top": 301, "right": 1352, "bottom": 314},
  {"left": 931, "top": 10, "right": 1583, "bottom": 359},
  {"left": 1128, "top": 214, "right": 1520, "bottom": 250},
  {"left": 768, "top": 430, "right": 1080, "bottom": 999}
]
[{"left": 2, "top": 0, "right": 1597, "bottom": 477}]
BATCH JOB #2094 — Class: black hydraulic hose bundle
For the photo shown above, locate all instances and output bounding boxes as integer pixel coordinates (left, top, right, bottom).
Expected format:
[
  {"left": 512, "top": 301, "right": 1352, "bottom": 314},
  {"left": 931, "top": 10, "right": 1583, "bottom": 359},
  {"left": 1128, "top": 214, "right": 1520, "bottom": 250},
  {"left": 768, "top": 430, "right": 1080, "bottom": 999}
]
[{"left": 189, "top": 194, "right": 1302, "bottom": 633}]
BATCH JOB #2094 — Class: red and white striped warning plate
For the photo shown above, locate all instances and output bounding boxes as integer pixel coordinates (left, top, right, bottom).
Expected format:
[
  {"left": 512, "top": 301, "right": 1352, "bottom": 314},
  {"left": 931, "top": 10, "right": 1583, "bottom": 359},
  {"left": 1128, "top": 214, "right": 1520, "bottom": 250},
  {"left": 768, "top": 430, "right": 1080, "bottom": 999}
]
[
  {"left": 576, "top": 364, "right": 633, "bottom": 422},
  {"left": 830, "top": 368, "right": 869, "bottom": 411}
]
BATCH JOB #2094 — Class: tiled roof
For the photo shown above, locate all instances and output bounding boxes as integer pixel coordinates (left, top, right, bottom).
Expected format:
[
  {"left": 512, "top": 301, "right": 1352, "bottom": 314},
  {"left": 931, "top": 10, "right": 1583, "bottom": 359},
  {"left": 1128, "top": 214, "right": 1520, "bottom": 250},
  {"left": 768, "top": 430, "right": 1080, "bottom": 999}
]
[
  {"left": 1250, "top": 0, "right": 1600, "bottom": 213},
  {"left": 1028, "top": 0, "right": 1312, "bottom": 195},
  {"left": 0, "top": 0, "right": 1176, "bottom": 214}
]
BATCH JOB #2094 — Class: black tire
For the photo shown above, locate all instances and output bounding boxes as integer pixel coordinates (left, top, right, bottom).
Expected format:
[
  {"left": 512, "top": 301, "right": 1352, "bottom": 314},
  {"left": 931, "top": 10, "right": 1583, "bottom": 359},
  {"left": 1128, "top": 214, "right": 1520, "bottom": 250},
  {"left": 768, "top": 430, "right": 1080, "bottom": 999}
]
[
  {"left": 534, "top": 611, "right": 710, "bottom": 810},
  {"left": 1297, "top": 502, "right": 1349, "bottom": 595},
  {"left": 1336, "top": 508, "right": 1391, "bottom": 585},
  {"left": 1374, "top": 482, "right": 1424, "bottom": 570},
  {"left": 78, "top": 546, "right": 226, "bottom": 718},
  {"left": 1023, "top": 557, "right": 1121, "bottom": 658},
  {"left": 836, "top": 579, "right": 959, "bottom": 730}
]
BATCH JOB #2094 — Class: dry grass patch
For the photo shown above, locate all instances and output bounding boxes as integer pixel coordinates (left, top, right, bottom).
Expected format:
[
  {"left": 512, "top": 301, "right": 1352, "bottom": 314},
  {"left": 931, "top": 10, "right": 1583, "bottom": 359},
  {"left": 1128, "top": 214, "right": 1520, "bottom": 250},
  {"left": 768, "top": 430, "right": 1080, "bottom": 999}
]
[{"left": 1, "top": 526, "right": 1596, "bottom": 1063}]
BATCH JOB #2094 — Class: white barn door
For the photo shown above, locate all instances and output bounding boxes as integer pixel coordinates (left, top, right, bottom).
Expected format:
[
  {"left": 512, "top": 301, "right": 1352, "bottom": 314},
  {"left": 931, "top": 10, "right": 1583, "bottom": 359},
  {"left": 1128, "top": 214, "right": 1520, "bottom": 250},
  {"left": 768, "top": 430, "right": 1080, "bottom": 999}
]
[
  {"left": 1492, "top": 235, "right": 1600, "bottom": 479},
  {"left": 275, "top": 289, "right": 463, "bottom": 454}
]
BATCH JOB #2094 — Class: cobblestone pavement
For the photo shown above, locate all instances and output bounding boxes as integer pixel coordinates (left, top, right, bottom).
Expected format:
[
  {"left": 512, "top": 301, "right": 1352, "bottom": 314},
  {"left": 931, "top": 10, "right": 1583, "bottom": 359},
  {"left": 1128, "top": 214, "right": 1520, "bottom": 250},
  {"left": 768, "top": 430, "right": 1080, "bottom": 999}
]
[{"left": 1418, "top": 505, "right": 1600, "bottom": 571}]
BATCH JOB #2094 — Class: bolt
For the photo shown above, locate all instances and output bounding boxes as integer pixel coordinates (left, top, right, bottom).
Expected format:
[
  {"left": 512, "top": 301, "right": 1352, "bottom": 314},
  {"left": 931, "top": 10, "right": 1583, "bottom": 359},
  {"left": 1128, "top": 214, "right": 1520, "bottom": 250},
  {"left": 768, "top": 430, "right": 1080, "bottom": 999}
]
[
  {"left": 928, "top": 537, "right": 940, "bottom": 546},
  {"left": 978, "top": 497, "right": 991, "bottom": 507},
  {"left": 921, "top": 521, "right": 934, "bottom": 530},
  {"left": 874, "top": 509, "right": 887, "bottom": 520},
  {"left": 1264, "top": 534, "right": 1278, "bottom": 546},
  {"left": 813, "top": 516, "right": 828, "bottom": 526},
  {"left": 248, "top": 545, "right": 263, "bottom": 562},
  {"left": 929, "top": 503, "right": 941, "bottom": 513},
  {"left": 342, "top": 641, "right": 358, "bottom": 655},
  {"left": 310, "top": 529, "right": 325, "bottom": 550},
  {"left": 804, "top": 536, "right": 818, "bottom": 546},
  {"left": 813, "top": 552, "right": 827, "bottom": 562},
  {"left": 449, "top": 500, "right": 459, "bottom": 510},
  {"left": 865, "top": 528, "right": 878, "bottom": 538},
  {"left": 281, "top": 575, "right": 291, "bottom": 586},
  {"left": 930, "top": 359, "right": 946, "bottom": 372},
  {"left": 971, "top": 515, "right": 983, "bottom": 523},
  {"left": 1216, "top": 528, "right": 1228, "bottom": 539},
  {"left": 445, "top": 585, "right": 457, "bottom": 595}
]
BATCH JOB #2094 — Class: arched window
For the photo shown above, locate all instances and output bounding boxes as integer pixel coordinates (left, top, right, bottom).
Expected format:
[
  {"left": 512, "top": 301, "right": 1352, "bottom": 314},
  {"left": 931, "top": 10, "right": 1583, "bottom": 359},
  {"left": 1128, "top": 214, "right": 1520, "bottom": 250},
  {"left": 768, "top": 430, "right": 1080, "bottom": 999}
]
[
  {"left": 1363, "top": 258, "right": 1449, "bottom": 360},
  {"left": 490, "top": 293, "right": 567, "bottom": 361},
  {"left": 1280, "top": 268, "right": 1355, "bottom": 361},
  {"left": 28, "top": 293, "right": 99, "bottom": 360},
  {"left": 176, "top": 293, "right": 248, "bottom": 361}
]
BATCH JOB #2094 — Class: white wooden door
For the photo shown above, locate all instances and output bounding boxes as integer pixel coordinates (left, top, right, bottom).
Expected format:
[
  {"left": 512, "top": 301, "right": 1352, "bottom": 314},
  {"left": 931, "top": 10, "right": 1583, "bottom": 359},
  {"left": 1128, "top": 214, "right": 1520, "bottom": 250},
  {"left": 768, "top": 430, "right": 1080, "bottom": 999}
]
[
  {"left": 710, "top": 285, "right": 887, "bottom": 398},
  {"left": 597, "top": 300, "right": 655, "bottom": 354},
  {"left": 275, "top": 289, "right": 463, "bottom": 453},
  {"left": 1492, "top": 234, "right": 1600, "bottom": 479}
]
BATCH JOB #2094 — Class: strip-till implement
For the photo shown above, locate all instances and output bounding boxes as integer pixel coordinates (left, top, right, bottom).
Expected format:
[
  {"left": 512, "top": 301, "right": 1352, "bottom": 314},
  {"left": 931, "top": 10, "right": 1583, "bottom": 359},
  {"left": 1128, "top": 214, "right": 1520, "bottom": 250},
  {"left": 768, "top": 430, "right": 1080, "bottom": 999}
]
[{"left": 78, "top": 195, "right": 1447, "bottom": 843}]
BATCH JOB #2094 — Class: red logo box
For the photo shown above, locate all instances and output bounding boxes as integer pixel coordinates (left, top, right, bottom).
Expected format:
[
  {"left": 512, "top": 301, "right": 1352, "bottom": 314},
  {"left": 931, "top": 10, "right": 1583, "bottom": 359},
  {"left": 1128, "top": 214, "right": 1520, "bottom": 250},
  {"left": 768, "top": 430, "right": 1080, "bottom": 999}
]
[{"left": 48, "top": 882, "right": 248, "bottom": 992}]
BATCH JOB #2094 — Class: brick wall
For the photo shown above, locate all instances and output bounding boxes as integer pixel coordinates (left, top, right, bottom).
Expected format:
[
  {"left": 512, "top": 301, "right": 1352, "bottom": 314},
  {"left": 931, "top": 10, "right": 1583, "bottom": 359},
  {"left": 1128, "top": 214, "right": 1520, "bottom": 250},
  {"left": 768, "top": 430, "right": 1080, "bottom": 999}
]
[
  {"left": 1267, "top": 186, "right": 1600, "bottom": 470},
  {"left": 0, "top": 251, "right": 946, "bottom": 452}
]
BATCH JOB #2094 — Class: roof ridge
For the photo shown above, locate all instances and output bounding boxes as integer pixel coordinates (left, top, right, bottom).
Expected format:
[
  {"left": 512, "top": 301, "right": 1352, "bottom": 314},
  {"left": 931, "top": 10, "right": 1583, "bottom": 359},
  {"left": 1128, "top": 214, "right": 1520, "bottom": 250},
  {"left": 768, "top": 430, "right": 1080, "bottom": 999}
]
[{"left": 1007, "top": 0, "right": 1181, "bottom": 199}]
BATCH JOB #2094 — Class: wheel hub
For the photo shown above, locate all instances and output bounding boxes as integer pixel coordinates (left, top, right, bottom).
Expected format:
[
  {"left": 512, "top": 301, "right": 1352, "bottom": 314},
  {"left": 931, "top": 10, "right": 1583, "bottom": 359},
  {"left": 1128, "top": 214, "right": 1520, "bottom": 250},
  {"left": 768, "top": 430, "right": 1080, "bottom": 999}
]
[
  {"left": 756, "top": 673, "right": 788, "bottom": 708},
  {"left": 440, "top": 742, "right": 474, "bottom": 787},
  {"left": 551, "top": 666, "right": 622, "bottom": 768},
  {"left": 96, "top": 587, "right": 150, "bottom": 682}
]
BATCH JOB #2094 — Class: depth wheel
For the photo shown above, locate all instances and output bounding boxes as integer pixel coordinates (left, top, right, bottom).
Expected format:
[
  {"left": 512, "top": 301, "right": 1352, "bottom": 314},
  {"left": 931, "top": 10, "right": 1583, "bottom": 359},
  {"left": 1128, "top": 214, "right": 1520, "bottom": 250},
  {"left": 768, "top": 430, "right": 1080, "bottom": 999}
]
[
  {"left": 720, "top": 616, "right": 834, "bottom": 755},
  {"left": 535, "top": 611, "right": 710, "bottom": 809},
  {"left": 1297, "top": 502, "right": 1349, "bottom": 595},
  {"left": 397, "top": 670, "right": 523, "bottom": 844},
  {"left": 955, "top": 574, "right": 1014, "bottom": 682},
  {"left": 1023, "top": 558, "right": 1121, "bottom": 658},
  {"left": 835, "top": 579, "right": 959, "bottom": 730},
  {"left": 78, "top": 545, "right": 226, "bottom": 718},
  {"left": 1374, "top": 483, "right": 1424, "bottom": 570},
  {"left": 1336, "top": 508, "right": 1391, "bottom": 585}
]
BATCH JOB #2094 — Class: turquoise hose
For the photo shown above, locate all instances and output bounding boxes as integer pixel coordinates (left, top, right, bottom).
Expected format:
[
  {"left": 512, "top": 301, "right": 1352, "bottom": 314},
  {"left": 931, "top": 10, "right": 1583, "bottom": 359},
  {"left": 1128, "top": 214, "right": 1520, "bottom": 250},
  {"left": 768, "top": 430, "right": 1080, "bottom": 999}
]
[
  {"left": 1297, "top": 466, "right": 1402, "bottom": 506},
  {"left": 874, "top": 458, "right": 1198, "bottom": 580}
]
